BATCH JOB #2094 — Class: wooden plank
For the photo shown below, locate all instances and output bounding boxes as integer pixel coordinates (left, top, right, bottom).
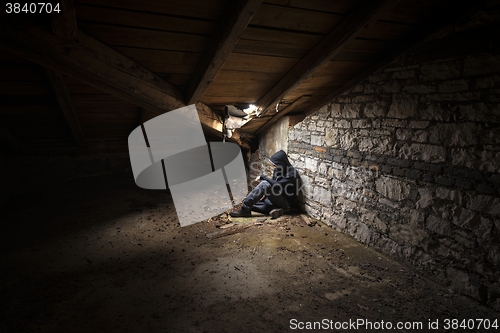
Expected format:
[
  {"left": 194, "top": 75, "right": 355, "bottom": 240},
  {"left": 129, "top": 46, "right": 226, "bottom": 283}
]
[
  {"left": 222, "top": 53, "right": 299, "bottom": 73},
  {"left": 356, "top": 21, "right": 414, "bottom": 42},
  {"left": 241, "top": 26, "right": 323, "bottom": 45},
  {"left": 75, "top": 3, "right": 216, "bottom": 35},
  {"left": 251, "top": 3, "right": 342, "bottom": 34},
  {"left": 233, "top": 38, "right": 311, "bottom": 58},
  {"left": 79, "top": 24, "right": 209, "bottom": 52},
  {"left": 0, "top": 21, "right": 186, "bottom": 114},
  {"left": 186, "top": 0, "right": 262, "bottom": 104},
  {"left": 46, "top": 69, "right": 87, "bottom": 147},
  {"left": 75, "top": 0, "right": 227, "bottom": 20},
  {"left": 254, "top": 95, "right": 311, "bottom": 134},
  {"left": 255, "top": 0, "right": 401, "bottom": 114},
  {"left": 112, "top": 47, "right": 201, "bottom": 68},
  {"left": 264, "top": 0, "right": 357, "bottom": 15},
  {"left": 211, "top": 69, "right": 282, "bottom": 83}
]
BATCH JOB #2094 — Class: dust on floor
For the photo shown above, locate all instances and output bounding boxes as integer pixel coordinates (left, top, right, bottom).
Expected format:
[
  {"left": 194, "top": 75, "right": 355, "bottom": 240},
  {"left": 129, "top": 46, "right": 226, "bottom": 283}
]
[{"left": 0, "top": 175, "right": 498, "bottom": 333}]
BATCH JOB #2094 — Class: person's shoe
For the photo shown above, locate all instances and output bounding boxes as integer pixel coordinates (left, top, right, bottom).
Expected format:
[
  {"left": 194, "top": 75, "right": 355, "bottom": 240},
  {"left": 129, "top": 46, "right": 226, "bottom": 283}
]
[
  {"left": 269, "top": 208, "right": 284, "bottom": 219},
  {"left": 230, "top": 206, "right": 252, "bottom": 217}
]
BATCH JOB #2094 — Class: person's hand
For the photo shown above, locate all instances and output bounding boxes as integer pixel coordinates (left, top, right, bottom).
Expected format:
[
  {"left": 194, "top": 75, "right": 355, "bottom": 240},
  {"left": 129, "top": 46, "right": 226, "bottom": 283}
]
[{"left": 255, "top": 175, "right": 261, "bottom": 182}]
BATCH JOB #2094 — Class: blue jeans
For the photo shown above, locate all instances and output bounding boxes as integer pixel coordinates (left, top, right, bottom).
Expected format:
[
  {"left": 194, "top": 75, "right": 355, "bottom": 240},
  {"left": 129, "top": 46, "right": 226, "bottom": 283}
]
[{"left": 243, "top": 180, "right": 289, "bottom": 214}]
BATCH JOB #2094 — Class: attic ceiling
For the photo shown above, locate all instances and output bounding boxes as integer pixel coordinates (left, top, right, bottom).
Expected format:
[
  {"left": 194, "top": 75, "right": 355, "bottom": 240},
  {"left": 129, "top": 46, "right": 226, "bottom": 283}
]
[{"left": 0, "top": 0, "right": 467, "bottom": 151}]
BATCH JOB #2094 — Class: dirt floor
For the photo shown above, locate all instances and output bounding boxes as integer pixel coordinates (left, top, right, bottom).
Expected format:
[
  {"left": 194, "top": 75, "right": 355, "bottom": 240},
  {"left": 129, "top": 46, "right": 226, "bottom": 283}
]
[{"left": 1, "top": 174, "right": 498, "bottom": 333}]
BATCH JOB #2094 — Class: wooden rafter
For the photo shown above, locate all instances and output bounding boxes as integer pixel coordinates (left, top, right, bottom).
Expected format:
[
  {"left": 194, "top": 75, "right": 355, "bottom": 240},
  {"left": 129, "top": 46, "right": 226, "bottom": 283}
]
[
  {"left": 47, "top": 0, "right": 85, "bottom": 147},
  {"left": 185, "top": 0, "right": 262, "bottom": 105},
  {"left": 0, "top": 20, "right": 185, "bottom": 115},
  {"left": 255, "top": 95, "right": 311, "bottom": 135},
  {"left": 45, "top": 69, "right": 87, "bottom": 147},
  {"left": 50, "top": 0, "right": 78, "bottom": 43},
  {"left": 255, "top": 0, "right": 401, "bottom": 115}
]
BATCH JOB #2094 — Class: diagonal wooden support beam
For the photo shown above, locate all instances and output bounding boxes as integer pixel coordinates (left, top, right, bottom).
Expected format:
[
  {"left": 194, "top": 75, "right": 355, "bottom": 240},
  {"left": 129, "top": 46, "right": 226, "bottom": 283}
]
[
  {"left": 45, "top": 0, "right": 85, "bottom": 147},
  {"left": 255, "top": 0, "right": 401, "bottom": 115},
  {"left": 185, "top": 0, "right": 262, "bottom": 105},
  {"left": 45, "top": 69, "right": 87, "bottom": 147},
  {"left": 0, "top": 20, "right": 186, "bottom": 115},
  {"left": 255, "top": 95, "right": 311, "bottom": 135}
]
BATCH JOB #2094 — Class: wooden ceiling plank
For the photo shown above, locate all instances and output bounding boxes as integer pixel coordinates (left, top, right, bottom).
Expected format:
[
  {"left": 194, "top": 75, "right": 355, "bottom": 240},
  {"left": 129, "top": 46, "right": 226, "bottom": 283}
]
[
  {"left": 186, "top": 0, "right": 262, "bottom": 105},
  {"left": 255, "top": 0, "right": 401, "bottom": 115},
  {"left": 45, "top": 69, "right": 87, "bottom": 147}
]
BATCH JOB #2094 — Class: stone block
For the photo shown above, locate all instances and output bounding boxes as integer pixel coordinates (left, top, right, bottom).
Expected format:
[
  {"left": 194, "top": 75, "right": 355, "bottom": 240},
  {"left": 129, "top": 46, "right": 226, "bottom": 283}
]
[
  {"left": 455, "top": 179, "right": 472, "bottom": 190},
  {"left": 438, "top": 79, "right": 469, "bottom": 93},
  {"left": 334, "top": 119, "right": 351, "bottom": 128},
  {"left": 408, "top": 120, "right": 430, "bottom": 129},
  {"left": 435, "top": 187, "right": 463, "bottom": 204},
  {"left": 375, "top": 176, "right": 411, "bottom": 201},
  {"left": 436, "top": 176, "right": 454, "bottom": 187},
  {"left": 406, "top": 169, "right": 420, "bottom": 180},
  {"left": 387, "top": 157, "right": 410, "bottom": 168},
  {"left": 358, "top": 137, "right": 391, "bottom": 154},
  {"left": 399, "top": 143, "right": 447, "bottom": 163},
  {"left": 476, "top": 183, "right": 495, "bottom": 195},
  {"left": 419, "top": 104, "right": 452, "bottom": 122},
  {"left": 429, "top": 123, "right": 479, "bottom": 147},
  {"left": 342, "top": 104, "right": 361, "bottom": 118},
  {"left": 387, "top": 94, "right": 417, "bottom": 119},
  {"left": 416, "top": 188, "right": 434, "bottom": 209},
  {"left": 466, "top": 193, "right": 500, "bottom": 216},
  {"left": 426, "top": 215, "right": 453, "bottom": 236},
  {"left": 463, "top": 54, "right": 500, "bottom": 76},
  {"left": 421, "top": 61, "right": 461, "bottom": 81},
  {"left": 364, "top": 103, "right": 387, "bottom": 118},
  {"left": 392, "top": 70, "right": 416, "bottom": 79},
  {"left": 403, "top": 84, "right": 436, "bottom": 94}
]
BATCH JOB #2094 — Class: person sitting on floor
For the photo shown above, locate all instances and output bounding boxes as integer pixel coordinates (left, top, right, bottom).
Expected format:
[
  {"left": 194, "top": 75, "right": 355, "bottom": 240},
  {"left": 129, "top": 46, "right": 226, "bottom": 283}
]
[{"left": 231, "top": 150, "right": 299, "bottom": 219}]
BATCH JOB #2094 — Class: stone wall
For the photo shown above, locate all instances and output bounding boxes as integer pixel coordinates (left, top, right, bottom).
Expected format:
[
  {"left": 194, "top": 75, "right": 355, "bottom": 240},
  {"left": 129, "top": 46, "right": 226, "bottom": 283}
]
[{"left": 286, "top": 24, "right": 500, "bottom": 309}]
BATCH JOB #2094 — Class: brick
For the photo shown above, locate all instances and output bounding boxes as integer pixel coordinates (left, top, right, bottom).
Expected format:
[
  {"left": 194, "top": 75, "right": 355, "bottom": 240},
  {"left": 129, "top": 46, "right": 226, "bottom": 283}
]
[{"left": 436, "top": 176, "right": 454, "bottom": 187}]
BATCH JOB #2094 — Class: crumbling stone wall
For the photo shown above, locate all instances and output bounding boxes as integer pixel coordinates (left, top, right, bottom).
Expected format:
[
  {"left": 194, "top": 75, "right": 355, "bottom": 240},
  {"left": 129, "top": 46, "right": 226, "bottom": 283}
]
[{"left": 287, "top": 24, "right": 500, "bottom": 309}]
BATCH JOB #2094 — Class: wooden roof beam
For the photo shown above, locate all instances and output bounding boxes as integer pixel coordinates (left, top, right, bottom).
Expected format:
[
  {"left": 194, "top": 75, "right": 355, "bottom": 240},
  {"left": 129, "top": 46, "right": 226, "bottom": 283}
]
[
  {"left": 255, "top": 95, "right": 311, "bottom": 135},
  {"left": 45, "top": 69, "right": 87, "bottom": 147},
  {"left": 255, "top": 0, "right": 401, "bottom": 114},
  {"left": 45, "top": 0, "right": 85, "bottom": 147},
  {"left": 185, "top": 0, "right": 262, "bottom": 105},
  {"left": 0, "top": 20, "right": 186, "bottom": 116}
]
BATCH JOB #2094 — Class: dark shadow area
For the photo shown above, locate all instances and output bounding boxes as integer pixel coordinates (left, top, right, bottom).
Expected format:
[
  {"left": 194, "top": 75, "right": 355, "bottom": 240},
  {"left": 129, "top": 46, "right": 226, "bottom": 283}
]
[{"left": 1, "top": 174, "right": 497, "bottom": 333}]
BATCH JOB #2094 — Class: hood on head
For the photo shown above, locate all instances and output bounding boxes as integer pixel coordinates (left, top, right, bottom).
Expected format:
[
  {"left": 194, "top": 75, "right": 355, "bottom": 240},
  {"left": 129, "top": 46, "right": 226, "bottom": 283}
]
[{"left": 269, "top": 150, "right": 291, "bottom": 168}]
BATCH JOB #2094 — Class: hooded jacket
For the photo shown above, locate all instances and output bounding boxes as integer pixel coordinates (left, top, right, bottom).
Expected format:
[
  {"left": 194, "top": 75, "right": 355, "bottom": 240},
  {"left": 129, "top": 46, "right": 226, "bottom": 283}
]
[{"left": 260, "top": 150, "right": 299, "bottom": 204}]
